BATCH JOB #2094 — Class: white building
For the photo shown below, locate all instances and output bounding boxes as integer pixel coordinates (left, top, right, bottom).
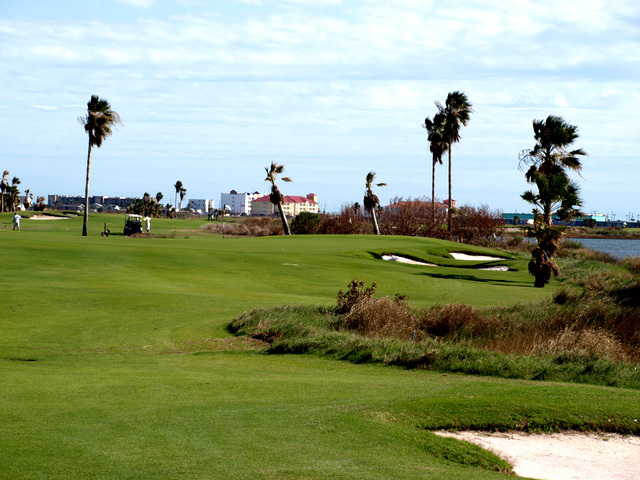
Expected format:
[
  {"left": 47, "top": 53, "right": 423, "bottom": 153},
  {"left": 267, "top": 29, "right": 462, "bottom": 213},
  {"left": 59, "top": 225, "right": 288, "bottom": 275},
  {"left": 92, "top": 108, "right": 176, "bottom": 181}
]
[
  {"left": 220, "top": 190, "right": 263, "bottom": 215},
  {"left": 188, "top": 199, "right": 215, "bottom": 213}
]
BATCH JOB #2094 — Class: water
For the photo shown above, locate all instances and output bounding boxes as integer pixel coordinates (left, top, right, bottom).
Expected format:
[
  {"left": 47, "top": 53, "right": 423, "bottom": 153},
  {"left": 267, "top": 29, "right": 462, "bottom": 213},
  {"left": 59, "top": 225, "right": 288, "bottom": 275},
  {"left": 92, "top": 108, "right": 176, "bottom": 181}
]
[{"left": 568, "top": 238, "right": 640, "bottom": 259}]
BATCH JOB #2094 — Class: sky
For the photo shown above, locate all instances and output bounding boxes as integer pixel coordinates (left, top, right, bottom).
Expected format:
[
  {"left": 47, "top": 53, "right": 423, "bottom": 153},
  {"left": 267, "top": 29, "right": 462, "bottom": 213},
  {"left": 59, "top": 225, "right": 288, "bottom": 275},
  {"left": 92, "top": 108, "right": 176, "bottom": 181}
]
[{"left": 1, "top": 0, "right": 639, "bottom": 218}]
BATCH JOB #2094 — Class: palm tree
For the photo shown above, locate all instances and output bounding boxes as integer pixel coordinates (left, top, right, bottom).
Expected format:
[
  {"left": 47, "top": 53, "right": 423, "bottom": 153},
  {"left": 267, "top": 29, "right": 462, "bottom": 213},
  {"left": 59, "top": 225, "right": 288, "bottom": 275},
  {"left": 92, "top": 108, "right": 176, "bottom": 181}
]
[
  {"left": 435, "top": 91, "right": 473, "bottom": 232},
  {"left": 521, "top": 173, "right": 583, "bottom": 227},
  {"left": 8, "top": 177, "right": 21, "bottom": 212},
  {"left": 519, "top": 115, "right": 587, "bottom": 226},
  {"left": 179, "top": 187, "right": 187, "bottom": 211},
  {"left": 363, "top": 171, "right": 386, "bottom": 235},
  {"left": 264, "top": 162, "right": 292, "bottom": 235},
  {"left": 23, "top": 189, "right": 33, "bottom": 210},
  {"left": 527, "top": 215, "right": 564, "bottom": 288},
  {"left": 1, "top": 170, "right": 8, "bottom": 212},
  {"left": 423, "top": 112, "right": 448, "bottom": 217},
  {"left": 174, "top": 181, "right": 183, "bottom": 211},
  {"left": 78, "top": 95, "right": 121, "bottom": 236}
]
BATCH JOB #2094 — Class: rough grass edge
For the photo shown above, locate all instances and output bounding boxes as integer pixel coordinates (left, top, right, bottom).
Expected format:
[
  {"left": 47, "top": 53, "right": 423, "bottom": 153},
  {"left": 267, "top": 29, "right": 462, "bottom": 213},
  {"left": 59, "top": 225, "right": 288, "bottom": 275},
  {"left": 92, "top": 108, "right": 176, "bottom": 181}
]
[{"left": 229, "top": 305, "right": 640, "bottom": 392}]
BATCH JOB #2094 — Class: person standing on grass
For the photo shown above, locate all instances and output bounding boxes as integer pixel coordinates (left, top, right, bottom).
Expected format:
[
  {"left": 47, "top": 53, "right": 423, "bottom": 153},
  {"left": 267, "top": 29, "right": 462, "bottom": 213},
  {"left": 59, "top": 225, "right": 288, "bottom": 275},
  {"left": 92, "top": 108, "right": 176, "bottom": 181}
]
[
  {"left": 12, "top": 213, "right": 21, "bottom": 231},
  {"left": 144, "top": 216, "right": 151, "bottom": 233}
]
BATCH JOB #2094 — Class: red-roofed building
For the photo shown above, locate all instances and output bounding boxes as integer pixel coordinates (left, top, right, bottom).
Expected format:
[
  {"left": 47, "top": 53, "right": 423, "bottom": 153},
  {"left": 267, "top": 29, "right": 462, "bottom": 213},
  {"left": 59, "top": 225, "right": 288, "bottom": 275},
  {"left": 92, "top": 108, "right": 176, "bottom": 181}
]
[{"left": 251, "top": 193, "right": 319, "bottom": 217}]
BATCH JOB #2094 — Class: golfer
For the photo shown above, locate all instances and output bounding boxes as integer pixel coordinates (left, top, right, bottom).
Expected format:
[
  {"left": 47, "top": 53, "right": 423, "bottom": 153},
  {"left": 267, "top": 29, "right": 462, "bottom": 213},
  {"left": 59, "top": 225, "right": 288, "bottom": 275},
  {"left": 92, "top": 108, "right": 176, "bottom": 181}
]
[
  {"left": 144, "top": 216, "right": 151, "bottom": 233},
  {"left": 13, "top": 213, "right": 21, "bottom": 231}
]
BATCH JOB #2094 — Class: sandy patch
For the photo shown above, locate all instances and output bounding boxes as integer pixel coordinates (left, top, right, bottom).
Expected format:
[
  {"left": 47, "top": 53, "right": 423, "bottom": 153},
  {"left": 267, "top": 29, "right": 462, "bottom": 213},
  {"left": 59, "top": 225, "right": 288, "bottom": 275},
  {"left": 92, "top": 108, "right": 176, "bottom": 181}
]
[
  {"left": 450, "top": 252, "right": 505, "bottom": 261},
  {"left": 478, "top": 265, "right": 510, "bottom": 271},
  {"left": 382, "top": 255, "right": 436, "bottom": 266},
  {"left": 28, "top": 215, "right": 69, "bottom": 220},
  {"left": 435, "top": 431, "right": 640, "bottom": 480}
]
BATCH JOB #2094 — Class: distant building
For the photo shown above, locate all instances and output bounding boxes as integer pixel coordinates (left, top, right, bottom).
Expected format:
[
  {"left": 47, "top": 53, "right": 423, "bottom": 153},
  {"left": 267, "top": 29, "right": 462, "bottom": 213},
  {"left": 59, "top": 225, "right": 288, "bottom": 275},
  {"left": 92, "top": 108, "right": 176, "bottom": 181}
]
[
  {"left": 188, "top": 199, "right": 215, "bottom": 213},
  {"left": 48, "top": 195, "right": 138, "bottom": 210},
  {"left": 251, "top": 193, "right": 318, "bottom": 217},
  {"left": 220, "top": 190, "right": 263, "bottom": 215}
]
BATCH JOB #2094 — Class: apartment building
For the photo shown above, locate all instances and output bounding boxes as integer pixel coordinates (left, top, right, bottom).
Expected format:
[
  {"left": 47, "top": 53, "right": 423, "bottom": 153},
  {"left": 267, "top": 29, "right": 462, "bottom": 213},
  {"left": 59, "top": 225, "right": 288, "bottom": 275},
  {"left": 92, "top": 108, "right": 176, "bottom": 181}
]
[
  {"left": 251, "top": 193, "right": 318, "bottom": 217},
  {"left": 220, "top": 190, "right": 263, "bottom": 215},
  {"left": 187, "top": 199, "right": 215, "bottom": 213}
]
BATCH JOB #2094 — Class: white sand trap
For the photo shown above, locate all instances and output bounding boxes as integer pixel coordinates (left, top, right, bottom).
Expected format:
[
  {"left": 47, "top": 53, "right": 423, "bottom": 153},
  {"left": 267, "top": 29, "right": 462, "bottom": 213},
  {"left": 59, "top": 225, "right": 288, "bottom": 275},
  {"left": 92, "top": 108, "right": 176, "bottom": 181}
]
[
  {"left": 478, "top": 265, "right": 509, "bottom": 271},
  {"left": 28, "top": 215, "right": 69, "bottom": 220},
  {"left": 450, "top": 252, "right": 504, "bottom": 261},
  {"left": 382, "top": 255, "right": 436, "bottom": 266},
  {"left": 436, "top": 431, "right": 640, "bottom": 480}
]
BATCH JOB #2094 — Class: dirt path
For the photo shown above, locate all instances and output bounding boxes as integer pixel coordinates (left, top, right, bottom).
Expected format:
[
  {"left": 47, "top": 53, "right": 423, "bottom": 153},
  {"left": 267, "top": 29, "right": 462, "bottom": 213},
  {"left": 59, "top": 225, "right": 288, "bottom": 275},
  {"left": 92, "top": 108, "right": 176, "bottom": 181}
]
[{"left": 436, "top": 431, "right": 640, "bottom": 480}]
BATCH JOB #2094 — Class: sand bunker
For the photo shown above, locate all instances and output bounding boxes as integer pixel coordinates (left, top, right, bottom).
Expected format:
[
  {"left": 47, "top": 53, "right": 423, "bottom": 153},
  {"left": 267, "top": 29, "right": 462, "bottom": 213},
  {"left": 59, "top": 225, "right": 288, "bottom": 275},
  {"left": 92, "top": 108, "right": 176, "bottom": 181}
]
[
  {"left": 450, "top": 252, "right": 504, "bottom": 261},
  {"left": 381, "top": 255, "right": 435, "bottom": 266},
  {"left": 382, "top": 254, "right": 508, "bottom": 270},
  {"left": 435, "top": 431, "right": 640, "bottom": 480},
  {"left": 28, "top": 215, "right": 69, "bottom": 220}
]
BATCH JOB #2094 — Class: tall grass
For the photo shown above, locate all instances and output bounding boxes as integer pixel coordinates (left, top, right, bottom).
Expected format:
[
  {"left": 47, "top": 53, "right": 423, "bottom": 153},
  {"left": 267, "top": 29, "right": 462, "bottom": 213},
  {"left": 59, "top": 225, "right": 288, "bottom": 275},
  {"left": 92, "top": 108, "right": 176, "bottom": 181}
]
[{"left": 230, "top": 260, "right": 640, "bottom": 389}]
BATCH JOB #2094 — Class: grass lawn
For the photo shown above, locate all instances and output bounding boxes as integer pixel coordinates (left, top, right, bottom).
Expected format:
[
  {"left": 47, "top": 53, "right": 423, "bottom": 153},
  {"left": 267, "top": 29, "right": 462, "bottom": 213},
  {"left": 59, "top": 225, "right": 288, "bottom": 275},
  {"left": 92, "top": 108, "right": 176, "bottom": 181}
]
[{"left": 1, "top": 213, "right": 638, "bottom": 479}]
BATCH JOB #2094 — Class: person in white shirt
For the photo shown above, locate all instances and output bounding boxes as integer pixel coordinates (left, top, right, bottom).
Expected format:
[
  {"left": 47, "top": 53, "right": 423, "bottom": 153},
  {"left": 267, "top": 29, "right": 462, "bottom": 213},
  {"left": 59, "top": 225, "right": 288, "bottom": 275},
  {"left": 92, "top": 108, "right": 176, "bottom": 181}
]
[{"left": 12, "top": 213, "right": 21, "bottom": 231}]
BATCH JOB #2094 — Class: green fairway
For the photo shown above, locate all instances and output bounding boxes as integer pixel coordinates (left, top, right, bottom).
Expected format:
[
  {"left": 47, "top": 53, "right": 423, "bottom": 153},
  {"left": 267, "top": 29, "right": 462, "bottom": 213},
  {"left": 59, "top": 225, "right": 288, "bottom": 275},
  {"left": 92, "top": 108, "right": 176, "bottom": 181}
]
[{"left": 1, "top": 213, "right": 638, "bottom": 479}]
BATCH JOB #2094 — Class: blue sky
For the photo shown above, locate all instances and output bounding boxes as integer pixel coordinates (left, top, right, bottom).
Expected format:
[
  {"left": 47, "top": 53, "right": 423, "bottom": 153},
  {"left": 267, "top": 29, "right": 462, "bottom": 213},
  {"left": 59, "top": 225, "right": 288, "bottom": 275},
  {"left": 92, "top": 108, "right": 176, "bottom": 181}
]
[{"left": 1, "top": 0, "right": 639, "bottom": 217}]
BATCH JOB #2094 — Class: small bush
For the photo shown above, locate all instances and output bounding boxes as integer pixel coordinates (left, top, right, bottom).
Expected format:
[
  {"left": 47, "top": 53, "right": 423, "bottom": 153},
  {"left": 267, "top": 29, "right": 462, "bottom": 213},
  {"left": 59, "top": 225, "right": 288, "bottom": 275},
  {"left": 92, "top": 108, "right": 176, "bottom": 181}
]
[
  {"left": 290, "top": 212, "right": 320, "bottom": 234},
  {"left": 418, "top": 303, "right": 499, "bottom": 340},
  {"left": 335, "top": 278, "right": 377, "bottom": 314},
  {"left": 341, "top": 296, "right": 417, "bottom": 341}
]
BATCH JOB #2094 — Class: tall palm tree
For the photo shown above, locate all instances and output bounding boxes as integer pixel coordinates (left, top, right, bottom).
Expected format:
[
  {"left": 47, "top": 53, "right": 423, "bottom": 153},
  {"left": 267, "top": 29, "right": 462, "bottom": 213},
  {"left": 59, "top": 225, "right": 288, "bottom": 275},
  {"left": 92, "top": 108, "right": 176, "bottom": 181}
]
[
  {"left": 519, "top": 115, "right": 587, "bottom": 226},
  {"left": 174, "top": 181, "right": 183, "bottom": 211},
  {"left": 1, "top": 170, "right": 8, "bottom": 212},
  {"left": 521, "top": 173, "right": 583, "bottom": 227},
  {"left": 423, "top": 111, "right": 448, "bottom": 217},
  {"left": 363, "top": 171, "right": 386, "bottom": 235},
  {"left": 264, "top": 162, "right": 292, "bottom": 235},
  {"left": 179, "top": 187, "right": 187, "bottom": 211},
  {"left": 78, "top": 95, "right": 121, "bottom": 236},
  {"left": 435, "top": 91, "right": 473, "bottom": 232},
  {"left": 8, "top": 177, "right": 21, "bottom": 212}
]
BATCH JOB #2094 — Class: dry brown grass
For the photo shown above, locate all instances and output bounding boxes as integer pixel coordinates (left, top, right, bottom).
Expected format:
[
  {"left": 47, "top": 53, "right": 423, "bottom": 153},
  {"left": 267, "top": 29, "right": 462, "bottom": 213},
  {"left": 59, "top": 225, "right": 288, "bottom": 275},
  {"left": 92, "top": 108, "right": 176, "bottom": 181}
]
[
  {"left": 201, "top": 218, "right": 283, "bottom": 236},
  {"left": 342, "top": 296, "right": 418, "bottom": 341}
]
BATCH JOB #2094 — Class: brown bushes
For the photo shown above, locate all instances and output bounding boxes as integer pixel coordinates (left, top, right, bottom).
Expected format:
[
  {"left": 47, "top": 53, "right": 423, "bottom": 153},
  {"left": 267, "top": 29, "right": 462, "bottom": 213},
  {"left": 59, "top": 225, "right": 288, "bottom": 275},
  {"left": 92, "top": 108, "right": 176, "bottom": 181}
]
[
  {"left": 333, "top": 276, "right": 640, "bottom": 363},
  {"left": 342, "top": 297, "right": 418, "bottom": 341},
  {"left": 201, "top": 217, "right": 283, "bottom": 236},
  {"left": 201, "top": 198, "right": 504, "bottom": 244}
]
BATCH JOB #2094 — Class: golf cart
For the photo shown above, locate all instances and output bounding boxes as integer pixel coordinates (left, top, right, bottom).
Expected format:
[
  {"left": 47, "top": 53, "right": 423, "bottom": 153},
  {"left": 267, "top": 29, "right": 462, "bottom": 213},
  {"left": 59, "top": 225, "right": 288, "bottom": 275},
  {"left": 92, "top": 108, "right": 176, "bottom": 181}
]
[{"left": 124, "top": 214, "right": 143, "bottom": 236}]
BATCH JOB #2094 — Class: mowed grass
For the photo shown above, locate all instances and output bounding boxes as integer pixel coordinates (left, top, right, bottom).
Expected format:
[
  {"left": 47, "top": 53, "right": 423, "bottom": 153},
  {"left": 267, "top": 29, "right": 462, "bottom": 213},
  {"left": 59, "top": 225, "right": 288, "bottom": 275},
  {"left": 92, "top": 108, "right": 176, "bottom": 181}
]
[{"left": 1, "top": 213, "right": 639, "bottom": 479}]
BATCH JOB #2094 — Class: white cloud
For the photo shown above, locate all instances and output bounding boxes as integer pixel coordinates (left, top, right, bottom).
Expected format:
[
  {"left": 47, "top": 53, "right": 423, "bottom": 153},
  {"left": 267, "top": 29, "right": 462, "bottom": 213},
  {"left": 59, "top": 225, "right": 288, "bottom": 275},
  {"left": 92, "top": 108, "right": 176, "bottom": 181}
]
[
  {"left": 0, "top": 1, "right": 638, "bottom": 213},
  {"left": 112, "top": 0, "right": 157, "bottom": 7}
]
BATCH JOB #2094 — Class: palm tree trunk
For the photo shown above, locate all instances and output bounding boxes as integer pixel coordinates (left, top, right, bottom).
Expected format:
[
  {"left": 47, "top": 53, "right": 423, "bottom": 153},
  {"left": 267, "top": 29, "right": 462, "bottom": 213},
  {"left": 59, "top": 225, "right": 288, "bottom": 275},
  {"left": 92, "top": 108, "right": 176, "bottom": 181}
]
[
  {"left": 371, "top": 209, "right": 380, "bottom": 235},
  {"left": 277, "top": 202, "right": 291, "bottom": 235},
  {"left": 544, "top": 204, "right": 553, "bottom": 227},
  {"left": 431, "top": 159, "right": 436, "bottom": 221},
  {"left": 82, "top": 140, "right": 92, "bottom": 236},
  {"left": 447, "top": 143, "right": 452, "bottom": 233}
]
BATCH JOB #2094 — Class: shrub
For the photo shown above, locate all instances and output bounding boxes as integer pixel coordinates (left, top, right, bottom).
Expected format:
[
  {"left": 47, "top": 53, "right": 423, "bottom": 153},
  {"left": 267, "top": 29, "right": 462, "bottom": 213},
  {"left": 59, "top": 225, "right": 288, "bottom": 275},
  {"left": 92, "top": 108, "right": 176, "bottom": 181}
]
[
  {"left": 335, "top": 278, "right": 376, "bottom": 314},
  {"left": 449, "top": 204, "right": 505, "bottom": 245},
  {"left": 201, "top": 217, "right": 283, "bottom": 236},
  {"left": 378, "top": 196, "right": 447, "bottom": 237},
  {"left": 290, "top": 212, "right": 320, "bottom": 234},
  {"left": 316, "top": 206, "right": 371, "bottom": 234},
  {"left": 341, "top": 296, "right": 417, "bottom": 341}
]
